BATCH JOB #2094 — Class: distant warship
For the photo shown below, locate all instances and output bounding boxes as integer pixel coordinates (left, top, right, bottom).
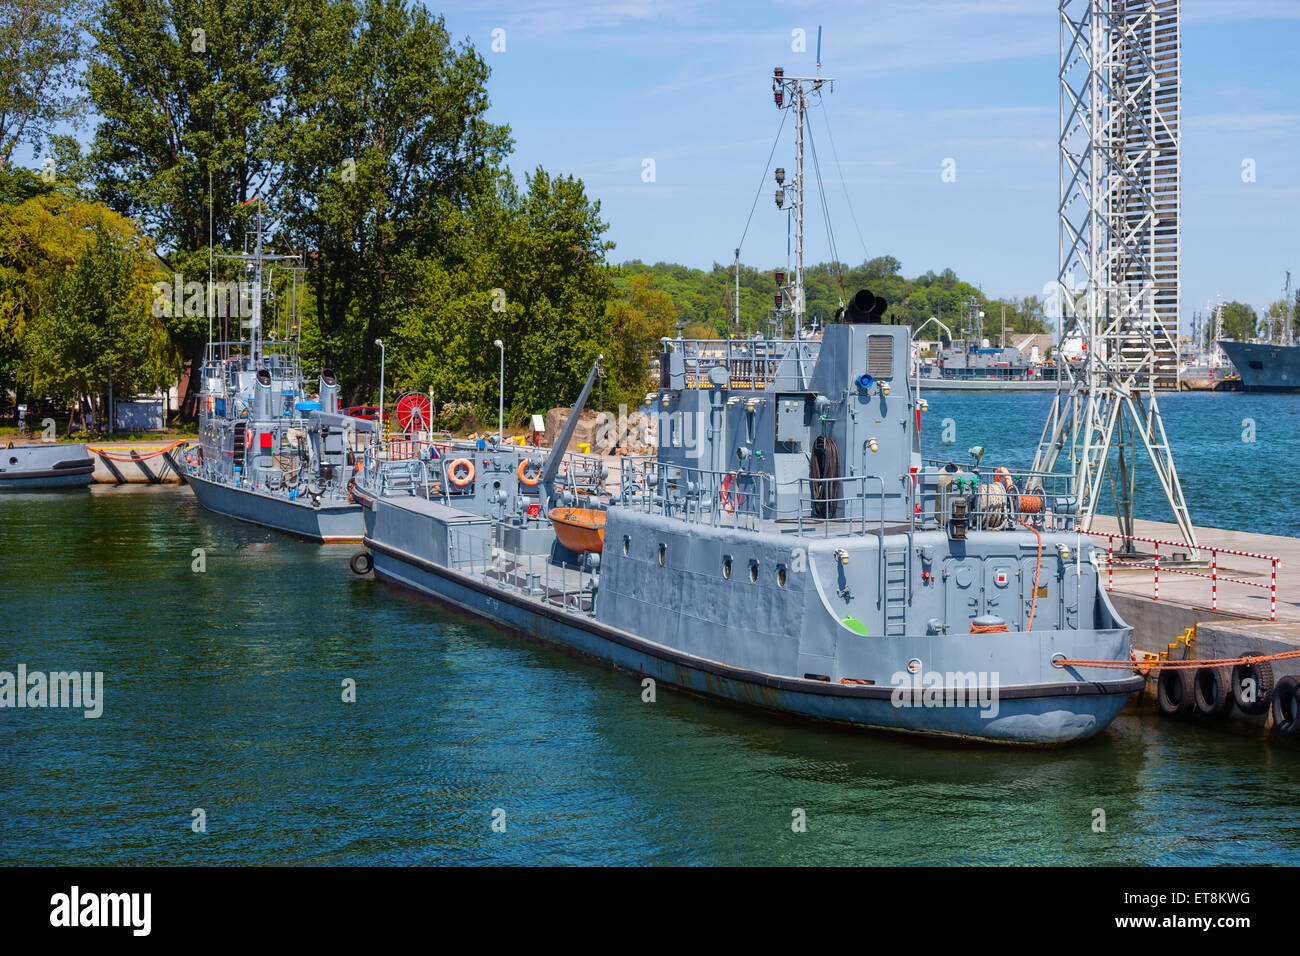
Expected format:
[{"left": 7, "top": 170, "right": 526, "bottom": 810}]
[{"left": 915, "top": 299, "right": 1060, "bottom": 391}]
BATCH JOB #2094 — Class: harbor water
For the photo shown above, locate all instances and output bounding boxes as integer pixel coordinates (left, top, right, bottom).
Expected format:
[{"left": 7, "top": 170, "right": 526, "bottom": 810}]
[{"left": 3, "top": 391, "right": 1299, "bottom": 865}]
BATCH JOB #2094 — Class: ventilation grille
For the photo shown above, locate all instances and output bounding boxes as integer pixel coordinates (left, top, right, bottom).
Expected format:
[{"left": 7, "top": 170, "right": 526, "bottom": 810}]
[{"left": 867, "top": 335, "right": 893, "bottom": 379}]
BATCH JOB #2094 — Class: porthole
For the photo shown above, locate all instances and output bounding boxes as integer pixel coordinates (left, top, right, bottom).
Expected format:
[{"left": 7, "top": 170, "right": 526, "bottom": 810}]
[
  {"left": 777, "top": 566, "right": 787, "bottom": 588},
  {"left": 749, "top": 561, "right": 759, "bottom": 583},
  {"left": 623, "top": 535, "right": 630, "bottom": 556},
  {"left": 658, "top": 543, "right": 666, "bottom": 567},
  {"left": 722, "top": 556, "right": 732, "bottom": 579}
]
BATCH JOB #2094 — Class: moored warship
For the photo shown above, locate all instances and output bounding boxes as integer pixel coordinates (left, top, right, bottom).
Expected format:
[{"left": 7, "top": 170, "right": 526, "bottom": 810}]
[
  {"left": 182, "top": 207, "right": 376, "bottom": 541},
  {"left": 354, "top": 295, "right": 1141, "bottom": 745},
  {"left": 351, "top": 62, "right": 1141, "bottom": 745}
]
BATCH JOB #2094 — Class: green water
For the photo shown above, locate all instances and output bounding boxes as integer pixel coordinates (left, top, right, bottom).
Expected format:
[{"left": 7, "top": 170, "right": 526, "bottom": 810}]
[{"left": 3, "top": 473, "right": 1299, "bottom": 865}]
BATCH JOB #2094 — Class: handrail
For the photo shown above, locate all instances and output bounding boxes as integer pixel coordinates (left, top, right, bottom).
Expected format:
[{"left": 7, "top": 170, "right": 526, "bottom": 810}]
[{"left": 1087, "top": 530, "right": 1281, "bottom": 621}]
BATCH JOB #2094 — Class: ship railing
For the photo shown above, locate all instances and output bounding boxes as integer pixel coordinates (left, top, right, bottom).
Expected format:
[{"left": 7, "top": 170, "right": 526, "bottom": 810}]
[
  {"left": 1086, "top": 531, "right": 1282, "bottom": 622},
  {"left": 617, "top": 458, "right": 768, "bottom": 531},
  {"left": 554, "top": 451, "right": 607, "bottom": 496},
  {"left": 446, "top": 527, "right": 597, "bottom": 616},
  {"left": 787, "top": 475, "right": 896, "bottom": 538},
  {"left": 919, "top": 461, "right": 1081, "bottom": 533},
  {"left": 664, "top": 337, "right": 820, "bottom": 390}
]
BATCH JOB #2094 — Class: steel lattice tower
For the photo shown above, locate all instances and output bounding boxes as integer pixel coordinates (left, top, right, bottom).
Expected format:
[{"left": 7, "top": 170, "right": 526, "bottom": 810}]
[{"left": 1033, "top": 0, "right": 1196, "bottom": 548}]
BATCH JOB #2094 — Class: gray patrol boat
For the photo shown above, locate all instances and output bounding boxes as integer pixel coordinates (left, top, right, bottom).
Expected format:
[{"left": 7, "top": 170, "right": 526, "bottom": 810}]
[
  {"left": 182, "top": 208, "right": 376, "bottom": 541},
  {"left": 353, "top": 292, "right": 1142, "bottom": 746},
  {"left": 0, "top": 441, "right": 95, "bottom": 489}
]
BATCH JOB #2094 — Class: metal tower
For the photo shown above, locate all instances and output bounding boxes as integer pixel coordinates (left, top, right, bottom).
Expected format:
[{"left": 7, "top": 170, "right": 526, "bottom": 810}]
[
  {"left": 771, "top": 31, "right": 833, "bottom": 331},
  {"left": 1033, "top": 0, "right": 1196, "bottom": 548}
]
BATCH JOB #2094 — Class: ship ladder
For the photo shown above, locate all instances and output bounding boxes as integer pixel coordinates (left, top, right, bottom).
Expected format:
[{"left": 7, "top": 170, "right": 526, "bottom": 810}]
[{"left": 881, "top": 545, "right": 909, "bottom": 637}]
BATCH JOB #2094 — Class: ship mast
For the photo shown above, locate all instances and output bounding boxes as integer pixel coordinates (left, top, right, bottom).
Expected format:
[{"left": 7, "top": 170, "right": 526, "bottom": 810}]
[
  {"left": 1284, "top": 271, "right": 1293, "bottom": 348},
  {"left": 772, "top": 28, "right": 833, "bottom": 334}
]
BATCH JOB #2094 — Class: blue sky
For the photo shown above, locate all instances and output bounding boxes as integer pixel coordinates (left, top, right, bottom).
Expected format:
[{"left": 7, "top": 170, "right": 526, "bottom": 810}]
[{"left": 434, "top": 0, "right": 1300, "bottom": 327}]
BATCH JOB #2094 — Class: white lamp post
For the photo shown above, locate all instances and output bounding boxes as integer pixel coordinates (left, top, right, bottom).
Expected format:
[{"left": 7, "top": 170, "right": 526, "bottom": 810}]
[{"left": 493, "top": 339, "right": 504, "bottom": 443}]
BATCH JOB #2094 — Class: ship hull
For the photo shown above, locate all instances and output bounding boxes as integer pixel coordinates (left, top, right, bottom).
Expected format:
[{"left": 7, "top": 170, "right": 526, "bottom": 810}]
[
  {"left": 917, "top": 378, "right": 1059, "bottom": 392},
  {"left": 0, "top": 444, "right": 95, "bottom": 490},
  {"left": 187, "top": 472, "right": 363, "bottom": 542},
  {"left": 365, "top": 535, "right": 1141, "bottom": 746},
  {"left": 1219, "top": 340, "right": 1300, "bottom": 392}
]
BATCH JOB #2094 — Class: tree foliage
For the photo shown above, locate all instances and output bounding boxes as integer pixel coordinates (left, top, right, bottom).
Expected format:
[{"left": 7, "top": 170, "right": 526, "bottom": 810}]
[
  {"left": 619, "top": 258, "right": 1050, "bottom": 341},
  {"left": 22, "top": 221, "right": 172, "bottom": 415},
  {"left": 0, "top": 0, "right": 91, "bottom": 167}
]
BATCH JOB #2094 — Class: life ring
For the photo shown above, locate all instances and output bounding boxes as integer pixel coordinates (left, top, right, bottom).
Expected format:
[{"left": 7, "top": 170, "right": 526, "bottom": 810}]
[
  {"left": 994, "top": 466, "right": 1014, "bottom": 490},
  {"left": 517, "top": 459, "right": 542, "bottom": 487},
  {"left": 720, "top": 473, "right": 741, "bottom": 514},
  {"left": 447, "top": 458, "right": 475, "bottom": 487}
]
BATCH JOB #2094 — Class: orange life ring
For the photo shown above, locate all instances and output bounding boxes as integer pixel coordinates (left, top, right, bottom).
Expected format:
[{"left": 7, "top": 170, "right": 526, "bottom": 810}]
[
  {"left": 447, "top": 458, "right": 475, "bottom": 487},
  {"left": 994, "top": 466, "right": 1014, "bottom": 490},
  {"left": 720, "top": 473, "right": 741, "bottom": 514},
  {"left": 517, "top": 459, "right": 542, "bottom": 487}
]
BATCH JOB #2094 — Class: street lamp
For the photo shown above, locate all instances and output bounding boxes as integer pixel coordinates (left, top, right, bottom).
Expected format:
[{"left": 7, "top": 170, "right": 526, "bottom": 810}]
[
  {"left": 493, "top": 339, "right": 504, "bottom": 444},
  {"left": 375, "top": 338, "right": 385, "bottom": 434}
]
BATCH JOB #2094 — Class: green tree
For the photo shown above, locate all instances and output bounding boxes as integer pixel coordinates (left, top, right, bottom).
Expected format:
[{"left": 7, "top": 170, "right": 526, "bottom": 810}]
[
  {"left": 22, "top": 223, "right": 173, "bottom": 422},
  {"left": 391, "top": 168, "right": 615, "bottom": 422},
  {"left": 278, "top": 0, "right": 511, "bottom": 397},
  {"left": 604, "top": 272, "right": 675, "bottom": 407},
  {"left": 0, "top": 0, "right": 91, "bottom": 167},
  {"left": 1217, "top": 301, "right": 1258, "bottom": 342}
]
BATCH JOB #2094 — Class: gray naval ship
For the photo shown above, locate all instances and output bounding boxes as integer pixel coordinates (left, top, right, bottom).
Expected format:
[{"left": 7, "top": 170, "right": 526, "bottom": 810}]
[
  {"left": 916, "top": 298, "right": 1060, "bottom": 391},
  {"left": 182, "top": 211, "right": 376, "bottom": 541},
  {"left": 353, "top": 290, "right": 1142, "bottom": 746},
  {"left": 1219, "top": 340, "right": 1300, "bottom": 392}
]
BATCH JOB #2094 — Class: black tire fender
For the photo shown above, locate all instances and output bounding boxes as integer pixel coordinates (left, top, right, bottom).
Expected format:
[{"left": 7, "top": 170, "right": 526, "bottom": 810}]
[
  {"left": 349, "top": 551, "right": 373, "bottom": 575},
  {"left": 1193, "top": 666, "right": 1234, "bottom": 719},
  {"left": 1270, "top": 675, "right": 1300, "bottom": 737},
  {"left": 1231, "top": 659, "right": 1275, "bottom": 716},
  {"left": 1157, "top": 667, "right": 1195, "bottom": 718}
]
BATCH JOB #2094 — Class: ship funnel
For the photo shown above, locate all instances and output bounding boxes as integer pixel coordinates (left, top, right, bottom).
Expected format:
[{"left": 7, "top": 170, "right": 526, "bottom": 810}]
[
  {"left": 846, "top": 289, "right": 881, "bottom": 324},
  {"left": 320, "top": 368, "right": 340, "bottom": 414},
  {"left": 253, "top": 368, "right": 273, "bottom": 420}
]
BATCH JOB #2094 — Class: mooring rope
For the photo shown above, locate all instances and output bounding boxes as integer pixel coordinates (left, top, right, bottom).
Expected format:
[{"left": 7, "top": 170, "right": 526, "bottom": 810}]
[{"left": 85, "top": 438, "right": 191, "bottom": 462}]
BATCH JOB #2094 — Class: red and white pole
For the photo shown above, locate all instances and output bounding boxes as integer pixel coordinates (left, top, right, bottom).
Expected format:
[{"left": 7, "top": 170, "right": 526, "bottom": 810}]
[
  {"left": 1211, "top": 549, "right": 1217, "bottom": 611},
  {"left": 1108, "top": 535, "right": 1114, "bottom": 592},
  {"left": 1271, "top": 560, "right": 1277, "bottom": 622},
  {"left": 1153, "top": 540, "right": 1159, "bottom": 602}
]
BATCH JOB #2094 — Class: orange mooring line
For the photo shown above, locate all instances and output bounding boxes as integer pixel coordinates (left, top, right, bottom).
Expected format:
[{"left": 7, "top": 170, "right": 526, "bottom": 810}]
[
  {"left": 1055, "top": 649, "right": 1300, "bottom": 672},
  {"left": 85, "top": 438, "right": 191, "bottom": 462}
]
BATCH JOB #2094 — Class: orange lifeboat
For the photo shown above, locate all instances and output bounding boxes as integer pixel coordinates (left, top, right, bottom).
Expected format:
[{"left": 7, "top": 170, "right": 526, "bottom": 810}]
[{"left": 549, "top": 507, "right": 606, "bottom": 554}]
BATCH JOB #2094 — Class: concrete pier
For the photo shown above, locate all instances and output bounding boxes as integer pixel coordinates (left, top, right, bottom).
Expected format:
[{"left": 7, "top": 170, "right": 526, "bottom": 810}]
[
  {"left": 1089, "top": 515, "right": 1300, "bottom": 739},
  {"left": 85, "top": 440, "right": 190, "bottom": 484}
]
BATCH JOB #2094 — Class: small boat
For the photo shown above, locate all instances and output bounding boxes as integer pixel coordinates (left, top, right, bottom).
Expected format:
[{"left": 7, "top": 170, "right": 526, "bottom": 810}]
[
  {"left": 550, "top": 507, "right": 605, "bottom": 553},
  {"left": 0, "top": 442, "right": 96, "bottom": 490}
]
